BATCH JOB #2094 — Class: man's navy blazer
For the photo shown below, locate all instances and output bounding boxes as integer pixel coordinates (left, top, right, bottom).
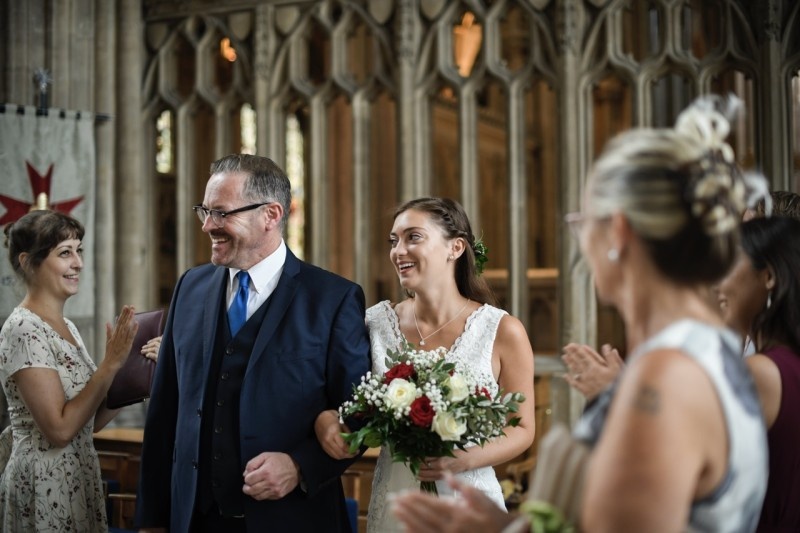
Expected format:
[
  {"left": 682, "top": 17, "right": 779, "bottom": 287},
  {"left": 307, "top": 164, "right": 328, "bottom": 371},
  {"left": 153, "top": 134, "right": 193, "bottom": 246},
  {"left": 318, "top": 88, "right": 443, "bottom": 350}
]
[{"left": 135, "top": 249, "right": 371, "bottom": 532}]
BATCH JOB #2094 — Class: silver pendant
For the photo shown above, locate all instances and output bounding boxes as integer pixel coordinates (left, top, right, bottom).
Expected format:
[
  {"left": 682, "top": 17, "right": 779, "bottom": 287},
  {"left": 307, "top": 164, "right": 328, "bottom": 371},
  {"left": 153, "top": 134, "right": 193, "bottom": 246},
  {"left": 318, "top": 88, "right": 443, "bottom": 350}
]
[{"left": 420, "top": 340, "right": 426, "bottom": 346}]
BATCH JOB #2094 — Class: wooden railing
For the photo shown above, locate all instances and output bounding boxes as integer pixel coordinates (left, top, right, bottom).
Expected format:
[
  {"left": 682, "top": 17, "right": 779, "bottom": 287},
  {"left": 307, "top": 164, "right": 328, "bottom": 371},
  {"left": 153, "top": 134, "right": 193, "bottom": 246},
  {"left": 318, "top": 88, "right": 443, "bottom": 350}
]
[
  {"left": 95, "top": 428, "right": 144, "bottom": 529},
  {"left": 483, "top": 268, "right": 559, "bottom": 354}
]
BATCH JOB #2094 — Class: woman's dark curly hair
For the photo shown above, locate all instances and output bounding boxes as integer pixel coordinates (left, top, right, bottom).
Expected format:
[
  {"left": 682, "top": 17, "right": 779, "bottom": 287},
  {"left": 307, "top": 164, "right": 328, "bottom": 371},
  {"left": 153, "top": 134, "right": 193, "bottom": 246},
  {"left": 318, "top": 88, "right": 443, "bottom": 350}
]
[{"left": 4, "top": 210, "right": 85, "bottom": 283}]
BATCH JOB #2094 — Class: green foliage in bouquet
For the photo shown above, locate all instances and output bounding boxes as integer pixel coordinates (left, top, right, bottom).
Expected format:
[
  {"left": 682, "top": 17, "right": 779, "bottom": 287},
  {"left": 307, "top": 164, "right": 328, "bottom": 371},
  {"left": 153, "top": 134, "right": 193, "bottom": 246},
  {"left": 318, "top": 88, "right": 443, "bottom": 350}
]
[
  {"left": 519, "top": 500, "right": 575, "bottom": 533},
  {"left": 339, "top": 341, "right": 525, "bottom": 477}
]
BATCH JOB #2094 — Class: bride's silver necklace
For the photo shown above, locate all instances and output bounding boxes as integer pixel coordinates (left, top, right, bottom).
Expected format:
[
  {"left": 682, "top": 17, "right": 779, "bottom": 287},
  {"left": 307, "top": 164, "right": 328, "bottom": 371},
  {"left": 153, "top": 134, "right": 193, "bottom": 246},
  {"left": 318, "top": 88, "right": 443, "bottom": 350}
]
[{"left": 413, "top": 298, "right": 471, "bottom": 346}]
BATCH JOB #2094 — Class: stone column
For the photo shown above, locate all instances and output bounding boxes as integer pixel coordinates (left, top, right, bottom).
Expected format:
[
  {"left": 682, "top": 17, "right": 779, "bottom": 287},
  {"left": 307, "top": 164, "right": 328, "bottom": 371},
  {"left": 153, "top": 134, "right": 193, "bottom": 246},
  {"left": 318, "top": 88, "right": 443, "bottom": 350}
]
[
  {"left": 116, "top": 0, "right": 147, "bottom": 309},
  {"left": 4, "top": 1, "right": 47, "bottom": 105},
  {"left": 557, "top": 0, "right": 590, "bottom": 426},
  {"left": 94, "top": 0, "right": 117, "bottom": 356},
  {"left": 506, "top": 78, "right": 529, "bottom": 337},
  {"left": 258, "top": 4, "right": 285, "bottom": 162},
  {"left": 397, "top": 0, "right": 425, "bottom": 199},
  {"left": 757, "top": 0, "right": 792, "bottom": 191}
]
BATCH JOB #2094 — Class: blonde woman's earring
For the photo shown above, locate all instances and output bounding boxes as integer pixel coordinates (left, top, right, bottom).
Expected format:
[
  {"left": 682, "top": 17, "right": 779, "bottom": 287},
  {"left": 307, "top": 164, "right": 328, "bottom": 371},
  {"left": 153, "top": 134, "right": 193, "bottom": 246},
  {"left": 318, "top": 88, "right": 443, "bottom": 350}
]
[{"left": 607, "top": 248, "right": 619, "bottom": 262}]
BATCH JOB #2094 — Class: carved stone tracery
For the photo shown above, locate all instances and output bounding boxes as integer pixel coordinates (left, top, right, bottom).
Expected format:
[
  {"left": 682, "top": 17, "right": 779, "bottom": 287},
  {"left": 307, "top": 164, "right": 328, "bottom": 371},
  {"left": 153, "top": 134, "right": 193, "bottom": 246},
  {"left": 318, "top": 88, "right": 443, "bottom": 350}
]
[
  {"left": 5, "top": 0, "right": 800, "bottom": 427},
  {"left": 132, "top": 0, "right": 800, "bottom": 426}
]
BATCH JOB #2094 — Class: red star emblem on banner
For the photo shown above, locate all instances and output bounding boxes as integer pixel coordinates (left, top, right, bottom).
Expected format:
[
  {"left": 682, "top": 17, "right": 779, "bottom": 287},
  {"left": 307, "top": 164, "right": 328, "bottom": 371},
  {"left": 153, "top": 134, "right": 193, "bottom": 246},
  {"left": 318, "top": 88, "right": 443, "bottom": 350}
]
[{"left": 0, "top": 162, "right": 84, "bottom": 225}]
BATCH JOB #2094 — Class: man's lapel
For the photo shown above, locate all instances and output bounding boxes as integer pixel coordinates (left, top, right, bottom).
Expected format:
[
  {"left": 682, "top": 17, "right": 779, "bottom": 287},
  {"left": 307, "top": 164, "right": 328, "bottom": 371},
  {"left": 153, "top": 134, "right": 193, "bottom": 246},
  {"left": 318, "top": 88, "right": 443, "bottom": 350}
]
[
  {"left": 246, "top": 250, "right": 301, "bottom": 374},
  {"left": 202, "top": 267, "right": 228, "bottom": 377}
]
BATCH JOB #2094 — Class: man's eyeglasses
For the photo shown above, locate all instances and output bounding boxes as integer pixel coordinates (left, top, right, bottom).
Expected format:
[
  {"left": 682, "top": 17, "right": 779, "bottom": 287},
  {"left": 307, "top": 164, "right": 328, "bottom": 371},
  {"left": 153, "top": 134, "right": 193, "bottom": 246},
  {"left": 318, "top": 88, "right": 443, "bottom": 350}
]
[{"left": 192, "top": 202, "right": 269, "bottom": 228}]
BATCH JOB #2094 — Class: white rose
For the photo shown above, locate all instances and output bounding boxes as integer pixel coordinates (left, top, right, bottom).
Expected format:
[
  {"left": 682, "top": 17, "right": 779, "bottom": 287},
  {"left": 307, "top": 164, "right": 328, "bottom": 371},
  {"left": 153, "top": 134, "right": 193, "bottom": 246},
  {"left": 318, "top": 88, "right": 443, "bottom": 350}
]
[
  {"left": 446, "top": 374, "right": 469, "bottom": 402},
  {"left": 432, "top": 411, "right": 467, "bottom": 441},
  {"left": 384, "top": 378, "right": 417, "bottom": 411}
]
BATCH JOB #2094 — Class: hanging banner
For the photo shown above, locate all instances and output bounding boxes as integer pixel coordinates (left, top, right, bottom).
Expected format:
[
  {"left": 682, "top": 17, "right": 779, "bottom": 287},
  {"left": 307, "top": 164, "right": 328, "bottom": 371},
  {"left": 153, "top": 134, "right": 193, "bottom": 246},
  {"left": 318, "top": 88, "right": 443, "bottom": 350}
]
[{"left": 0, "top": 104, "right": 96, "bottom": 320}]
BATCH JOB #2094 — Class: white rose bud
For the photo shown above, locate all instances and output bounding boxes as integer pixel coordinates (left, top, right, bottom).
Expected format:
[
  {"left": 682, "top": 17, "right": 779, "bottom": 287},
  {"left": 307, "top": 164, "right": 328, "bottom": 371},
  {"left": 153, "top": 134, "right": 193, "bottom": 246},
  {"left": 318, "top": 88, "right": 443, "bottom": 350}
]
[
  {"left": 446, "top": 374, "right": 470, "bottom": 402},
  {"left": 432, "top": 411, "right": 467, "bottom": 441},
  {"left": 384, "top": 378, "right": 417, "bottom": 411}
]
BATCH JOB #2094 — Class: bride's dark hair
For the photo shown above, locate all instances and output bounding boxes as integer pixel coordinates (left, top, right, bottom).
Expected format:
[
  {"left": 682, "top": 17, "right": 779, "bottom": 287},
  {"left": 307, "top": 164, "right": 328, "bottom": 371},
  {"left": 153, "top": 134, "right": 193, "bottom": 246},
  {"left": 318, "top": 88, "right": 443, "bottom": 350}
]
[{"left": 394, "top": 197, "right": 497, "bottom": 306}]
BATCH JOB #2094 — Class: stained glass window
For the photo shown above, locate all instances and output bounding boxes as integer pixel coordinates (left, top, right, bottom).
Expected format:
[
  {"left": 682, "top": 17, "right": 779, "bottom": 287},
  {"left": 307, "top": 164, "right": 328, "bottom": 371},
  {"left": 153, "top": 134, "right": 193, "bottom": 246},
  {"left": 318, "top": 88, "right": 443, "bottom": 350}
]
[
  {"left": 155, "top": 109, "right": 173, "bottom": 173},
  {"left": 286, "top": 114, "right": 305, "bottom": 259},
  {"left": 240, "top": 103, "right": 256, "bottom": 155}
]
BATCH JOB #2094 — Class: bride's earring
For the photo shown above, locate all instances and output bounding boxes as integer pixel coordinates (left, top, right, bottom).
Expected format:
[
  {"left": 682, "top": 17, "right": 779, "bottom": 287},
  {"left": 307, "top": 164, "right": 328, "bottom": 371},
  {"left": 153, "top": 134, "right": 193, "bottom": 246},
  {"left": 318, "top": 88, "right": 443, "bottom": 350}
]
[
  {"left": 607, "top": 248, "right": 619, "bottom": 262},
  {"left": 766, "top": 290, "right": 772, "bottom": 309}
]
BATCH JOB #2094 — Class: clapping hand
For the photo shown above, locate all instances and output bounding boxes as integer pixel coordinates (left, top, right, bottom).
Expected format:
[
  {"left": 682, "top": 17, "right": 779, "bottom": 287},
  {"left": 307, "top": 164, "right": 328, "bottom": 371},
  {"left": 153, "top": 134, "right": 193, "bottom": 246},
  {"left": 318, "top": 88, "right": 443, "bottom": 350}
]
[
  {"left": 392, "top": 472, "right": 515, "bottom": 533},
  {"left": 105, "top": 305, "right": 138, "bottom": 370},
  {"left": 562, "top": 343, "right": 624, "bottom": 401}
]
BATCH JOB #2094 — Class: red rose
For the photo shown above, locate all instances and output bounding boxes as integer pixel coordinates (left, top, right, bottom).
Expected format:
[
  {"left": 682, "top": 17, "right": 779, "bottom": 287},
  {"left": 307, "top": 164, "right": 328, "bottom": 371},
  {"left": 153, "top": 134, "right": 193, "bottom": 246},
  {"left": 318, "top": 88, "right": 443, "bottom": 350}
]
[
  {"left": 384, "top": 362, "right": 415, "bottom": 385},
  {"left": 477, "top": 386, "right": 492, "bottom": 399},
  {"left": 409, "top": 396, "right": 435, "bottom": 428}
]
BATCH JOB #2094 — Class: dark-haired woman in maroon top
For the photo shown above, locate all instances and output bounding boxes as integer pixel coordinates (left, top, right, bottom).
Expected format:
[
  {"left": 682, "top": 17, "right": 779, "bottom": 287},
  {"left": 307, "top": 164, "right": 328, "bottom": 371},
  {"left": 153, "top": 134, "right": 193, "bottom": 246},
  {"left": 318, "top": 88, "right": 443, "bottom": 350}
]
[{"left": 718, "top": 215, "right": 800, "bottom": 531}]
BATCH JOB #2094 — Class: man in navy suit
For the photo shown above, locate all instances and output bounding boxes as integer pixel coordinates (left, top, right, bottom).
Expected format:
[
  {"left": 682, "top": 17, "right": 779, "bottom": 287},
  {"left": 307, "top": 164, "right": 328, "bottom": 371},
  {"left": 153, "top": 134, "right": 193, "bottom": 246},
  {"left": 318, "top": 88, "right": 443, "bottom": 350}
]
[{"left": 135, "top": 154, "right": 371, "bottom": 532}]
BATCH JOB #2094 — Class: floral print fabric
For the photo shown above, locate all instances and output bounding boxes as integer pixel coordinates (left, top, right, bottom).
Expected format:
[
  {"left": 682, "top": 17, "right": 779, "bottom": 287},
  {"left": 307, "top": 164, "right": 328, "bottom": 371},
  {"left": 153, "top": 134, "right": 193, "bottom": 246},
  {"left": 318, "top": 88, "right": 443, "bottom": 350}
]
[{"left": 0, "top": 307, "right": 107, "bottom": 532}]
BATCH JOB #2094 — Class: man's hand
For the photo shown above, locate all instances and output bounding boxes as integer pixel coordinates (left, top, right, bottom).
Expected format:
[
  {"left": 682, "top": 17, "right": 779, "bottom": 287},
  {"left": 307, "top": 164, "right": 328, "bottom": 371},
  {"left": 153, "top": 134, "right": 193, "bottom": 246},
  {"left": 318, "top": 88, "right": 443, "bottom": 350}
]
[
  {"left": 141, "top": 335, "right": 162, "bottom": 361},
  {"left": 314, "top": 409, "right": 355, "bottom": 459},
  {"left": 242, "top": 452, "right": 300, "bottom": 500}
]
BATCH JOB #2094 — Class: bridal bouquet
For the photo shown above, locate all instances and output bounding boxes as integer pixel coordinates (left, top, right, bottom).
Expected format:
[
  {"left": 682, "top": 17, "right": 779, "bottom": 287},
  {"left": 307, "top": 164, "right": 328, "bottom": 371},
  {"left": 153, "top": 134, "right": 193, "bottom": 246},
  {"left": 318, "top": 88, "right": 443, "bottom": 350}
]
[{"left": 339, "top": 341, "right": 525, "bottom": 492}]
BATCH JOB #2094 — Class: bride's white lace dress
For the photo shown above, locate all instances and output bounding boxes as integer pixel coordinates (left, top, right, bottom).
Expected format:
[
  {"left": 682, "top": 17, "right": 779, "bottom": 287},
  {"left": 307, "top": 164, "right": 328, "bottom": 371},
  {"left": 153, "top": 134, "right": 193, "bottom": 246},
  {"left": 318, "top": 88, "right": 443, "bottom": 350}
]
[{"left": 365, "top": 300, "right": 508, "bottom": 532}]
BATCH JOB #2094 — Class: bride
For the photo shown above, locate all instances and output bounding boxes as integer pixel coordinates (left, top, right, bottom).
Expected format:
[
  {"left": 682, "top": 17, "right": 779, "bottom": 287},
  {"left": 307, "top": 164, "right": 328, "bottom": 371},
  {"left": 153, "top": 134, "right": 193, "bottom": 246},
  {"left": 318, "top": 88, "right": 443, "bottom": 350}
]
[{"left": 315, "top": 197, "right": 535, "bottom": 532}]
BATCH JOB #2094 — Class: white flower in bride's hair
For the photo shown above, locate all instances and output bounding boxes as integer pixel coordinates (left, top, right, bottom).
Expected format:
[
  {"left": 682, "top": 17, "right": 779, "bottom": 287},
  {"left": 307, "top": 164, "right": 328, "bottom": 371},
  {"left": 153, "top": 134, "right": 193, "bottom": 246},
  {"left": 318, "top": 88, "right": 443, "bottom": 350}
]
[
  {"left": 432, "top": 411, "right": 467, "bottom": 441},
  {"left": 384, "top": 379, "right": 417, "bottom": 411},
  {"left": 446, "top": 374, "right": 469, "bottom": 402}
]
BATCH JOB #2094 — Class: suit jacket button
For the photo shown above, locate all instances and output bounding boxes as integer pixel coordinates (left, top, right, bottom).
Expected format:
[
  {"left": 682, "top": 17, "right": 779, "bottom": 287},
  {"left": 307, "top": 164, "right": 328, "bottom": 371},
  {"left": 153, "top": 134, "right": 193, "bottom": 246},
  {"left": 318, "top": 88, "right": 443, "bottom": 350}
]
[
  {"left": 215, "top": 426, "right": 223, "bottom": 434},
  {"left": 226, "top": 347, "right": 234, "bottom": 355},
  {"left": 221, "top": 372, "right": 229, "bottom": 380}
]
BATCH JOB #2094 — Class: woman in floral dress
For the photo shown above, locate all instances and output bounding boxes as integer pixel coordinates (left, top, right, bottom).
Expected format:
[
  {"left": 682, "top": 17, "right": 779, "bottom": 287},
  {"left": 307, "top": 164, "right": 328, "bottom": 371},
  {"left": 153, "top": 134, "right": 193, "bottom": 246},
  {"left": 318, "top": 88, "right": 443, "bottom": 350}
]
[{"left": 0, "top": 210, "right": 138, "bottom": 532}]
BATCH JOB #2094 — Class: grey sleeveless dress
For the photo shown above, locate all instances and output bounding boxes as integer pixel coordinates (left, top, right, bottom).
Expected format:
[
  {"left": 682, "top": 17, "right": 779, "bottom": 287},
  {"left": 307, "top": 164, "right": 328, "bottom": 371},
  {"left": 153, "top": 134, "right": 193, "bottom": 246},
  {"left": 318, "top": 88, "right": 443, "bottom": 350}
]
[{"left": 574, "top": 320, "right": 767, "bottom": 532}]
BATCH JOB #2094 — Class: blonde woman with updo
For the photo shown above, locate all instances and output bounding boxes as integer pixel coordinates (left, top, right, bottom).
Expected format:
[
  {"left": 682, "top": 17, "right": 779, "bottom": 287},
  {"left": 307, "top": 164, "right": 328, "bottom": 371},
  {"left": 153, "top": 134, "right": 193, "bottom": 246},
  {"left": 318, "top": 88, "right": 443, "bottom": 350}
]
[
  {"left": 569, "top": 96, "right": 768, "bottom": 532},
  {"left": 391, "top": 97, "right": 769, "bottom": 533}
]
